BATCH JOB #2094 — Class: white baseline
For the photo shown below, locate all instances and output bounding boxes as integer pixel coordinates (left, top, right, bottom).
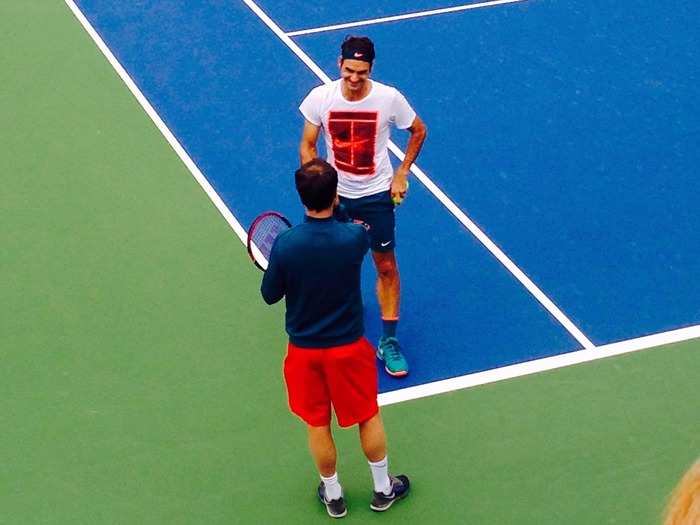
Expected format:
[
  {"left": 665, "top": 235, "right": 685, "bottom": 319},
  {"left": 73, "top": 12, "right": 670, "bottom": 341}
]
[
  {"left": 65, "top": 0, "right": 700, "bottom": 406},
  {"left": 378, "top": 324, "right": 700, "bottom": 406},
  {"left": 286, "top": 0, "right": 529, "bottom": 37},
  {"left": 243, "top": 0, "right": 594, "bottom": 350}
]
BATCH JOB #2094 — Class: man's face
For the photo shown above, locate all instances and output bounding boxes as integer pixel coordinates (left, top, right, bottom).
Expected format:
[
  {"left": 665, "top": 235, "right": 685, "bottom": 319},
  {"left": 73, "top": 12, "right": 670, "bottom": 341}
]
[{"left": 339, "top": 58, "right": 372, "bottom": 92}]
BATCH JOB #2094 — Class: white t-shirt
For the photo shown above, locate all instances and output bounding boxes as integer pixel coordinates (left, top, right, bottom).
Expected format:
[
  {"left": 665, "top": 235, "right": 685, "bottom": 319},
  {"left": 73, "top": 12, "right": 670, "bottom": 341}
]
[{"left": 299, "top": 79, "right": 416, "bottom": 198}]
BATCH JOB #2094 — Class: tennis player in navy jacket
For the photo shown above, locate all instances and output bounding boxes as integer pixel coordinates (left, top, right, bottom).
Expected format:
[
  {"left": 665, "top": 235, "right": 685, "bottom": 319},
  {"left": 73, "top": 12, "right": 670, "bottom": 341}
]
[{"left": 261, "top": 158, "right": 410, "bottom": 518}]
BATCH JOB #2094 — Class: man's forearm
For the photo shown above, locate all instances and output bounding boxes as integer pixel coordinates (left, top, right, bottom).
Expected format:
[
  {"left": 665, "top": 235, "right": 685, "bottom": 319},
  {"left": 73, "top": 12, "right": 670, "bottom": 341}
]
[
  {"left": 399, "top": 122, "right": 427, "bottom": 173},
  {"left": 300, "top": 142, "right": 318, "bottom": 164}
]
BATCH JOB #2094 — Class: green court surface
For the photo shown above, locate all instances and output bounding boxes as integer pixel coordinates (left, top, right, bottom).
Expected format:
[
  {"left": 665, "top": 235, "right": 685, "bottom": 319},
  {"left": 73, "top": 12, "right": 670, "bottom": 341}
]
[{"left": 2, "top": 3, "right": 699, "bottom": 524}]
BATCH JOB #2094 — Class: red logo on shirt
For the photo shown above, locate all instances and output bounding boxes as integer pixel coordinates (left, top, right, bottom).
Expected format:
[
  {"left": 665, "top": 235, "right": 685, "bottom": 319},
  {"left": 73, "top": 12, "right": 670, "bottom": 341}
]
[{"left": 328, "top": 111, "right": 378, "bottom": 176}]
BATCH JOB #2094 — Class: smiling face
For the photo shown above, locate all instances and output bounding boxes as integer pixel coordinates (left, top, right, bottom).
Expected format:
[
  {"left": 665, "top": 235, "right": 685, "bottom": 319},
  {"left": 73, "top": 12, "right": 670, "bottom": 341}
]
[{"left": 339, "top": 58, "right": 372, "bottom": 98}]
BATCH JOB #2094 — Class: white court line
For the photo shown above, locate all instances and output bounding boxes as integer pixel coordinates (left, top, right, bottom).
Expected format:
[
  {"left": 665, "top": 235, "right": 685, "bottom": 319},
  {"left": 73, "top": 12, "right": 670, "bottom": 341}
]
[
  {"left": 286, "top": 0, "right": 529, "bottom": 37},
  {"left": 66, "top": 0, "right": 699, "bottom": 407},
  {"left": 378, "top": 324, "right": 700, "bottom": 406},
  {"left": 243, "top": 0, "right": 595, "bottom": 350},
  {"left": 64, "top": 0, "right": 251, "bottom": 249},
  {"left": 66, "top": 0, "right": 271, "bottom": 265}
]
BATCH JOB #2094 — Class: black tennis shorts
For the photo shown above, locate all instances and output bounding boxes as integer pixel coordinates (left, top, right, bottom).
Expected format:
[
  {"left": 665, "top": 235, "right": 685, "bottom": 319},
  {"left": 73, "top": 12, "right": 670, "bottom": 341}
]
[{"left": 337, "top": 190, "right": 396, "bottom": 253}]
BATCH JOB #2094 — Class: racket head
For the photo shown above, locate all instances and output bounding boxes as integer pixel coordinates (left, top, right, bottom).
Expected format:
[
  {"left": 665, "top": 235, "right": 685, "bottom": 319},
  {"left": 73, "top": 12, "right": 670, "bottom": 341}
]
[{"left": 246, "top": 211, "right": 292, "bottom": 271}]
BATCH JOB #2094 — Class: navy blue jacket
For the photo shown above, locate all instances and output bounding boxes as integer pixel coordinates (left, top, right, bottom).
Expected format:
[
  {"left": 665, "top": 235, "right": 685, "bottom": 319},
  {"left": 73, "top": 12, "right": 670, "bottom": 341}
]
[{"left": 261, "top": 215, "right": 370, "bottom": 348}]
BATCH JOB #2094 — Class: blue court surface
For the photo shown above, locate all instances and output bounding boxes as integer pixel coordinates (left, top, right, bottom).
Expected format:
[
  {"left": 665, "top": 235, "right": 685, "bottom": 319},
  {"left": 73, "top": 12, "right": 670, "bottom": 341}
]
[{"left": 72, "top": 1, "right": 700, "bottom": 393}]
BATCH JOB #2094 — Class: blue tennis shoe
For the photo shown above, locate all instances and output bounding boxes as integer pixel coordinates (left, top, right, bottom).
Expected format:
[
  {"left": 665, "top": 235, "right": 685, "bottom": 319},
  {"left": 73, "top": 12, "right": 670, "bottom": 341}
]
[{"left": 377, "top": 337, "right": 409, "bottom": 377}]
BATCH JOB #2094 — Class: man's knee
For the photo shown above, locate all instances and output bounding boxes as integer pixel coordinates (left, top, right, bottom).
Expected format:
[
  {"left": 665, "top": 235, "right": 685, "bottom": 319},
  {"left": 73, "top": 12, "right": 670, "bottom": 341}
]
[{"left": 374, "top": 255, "right": 398, "bottom": 279}]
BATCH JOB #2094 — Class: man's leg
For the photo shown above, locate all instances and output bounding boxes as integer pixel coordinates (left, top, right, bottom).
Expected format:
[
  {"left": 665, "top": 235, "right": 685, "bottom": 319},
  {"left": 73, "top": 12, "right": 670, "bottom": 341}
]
[
  {"left": 359, "top": 413, "right": 410, "bottom": 511},
  {"left": 373, "top": 251, "right": 408, "bottom": 376},
  {"left": 285, "top": 344, "right": 346, "bottom": 515},
  {"left": 358, "top": 412, "right": 387, "bottom": 462},
  {"left": 342, "top": 193, "right": 408, "bottom": 376},
  {"left": 359, "top": 413, "right": 390, "bottom": 496},
  {"left": 308, "top": 424, "right": 337, "bottom": 477},
  {"left": 372, "top": 250, "right": 400, "bottom": 320},
  {"left": 308, "top": 424, "right": 346, "bottom": 513}
]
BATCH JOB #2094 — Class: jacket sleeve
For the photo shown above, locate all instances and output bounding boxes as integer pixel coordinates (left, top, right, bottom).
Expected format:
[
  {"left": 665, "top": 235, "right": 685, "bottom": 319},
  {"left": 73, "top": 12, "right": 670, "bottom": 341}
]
[{"left": 260, "top": 241, "right": 285, "bottom": 304}]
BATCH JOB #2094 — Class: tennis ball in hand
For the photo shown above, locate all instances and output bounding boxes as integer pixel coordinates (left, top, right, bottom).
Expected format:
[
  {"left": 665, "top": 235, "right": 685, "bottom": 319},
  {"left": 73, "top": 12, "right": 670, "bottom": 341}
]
[{"left": 392, "top": 181, "right": 409, "bottom": 206}]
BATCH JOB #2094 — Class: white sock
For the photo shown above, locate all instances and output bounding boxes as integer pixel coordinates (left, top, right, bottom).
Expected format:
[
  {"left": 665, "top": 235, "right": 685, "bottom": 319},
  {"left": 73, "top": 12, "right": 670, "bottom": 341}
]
[
  {"left": 320, "top": 472, "right": 342, "bottom": 501},
  {"left": 368, "top": 456, "right": 392, "bottom": 495}
]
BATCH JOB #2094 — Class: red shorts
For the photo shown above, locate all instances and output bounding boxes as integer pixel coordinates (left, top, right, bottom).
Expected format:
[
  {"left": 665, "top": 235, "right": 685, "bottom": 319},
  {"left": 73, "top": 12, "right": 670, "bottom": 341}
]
[{"left": 283, "top": 337, "right": 379, "bottom": 428}]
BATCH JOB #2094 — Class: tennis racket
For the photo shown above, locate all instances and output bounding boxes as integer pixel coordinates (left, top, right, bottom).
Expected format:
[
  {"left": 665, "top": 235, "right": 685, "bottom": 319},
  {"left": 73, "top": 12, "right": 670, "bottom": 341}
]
[{"left": 246, "top": 211, "right": 291, "bottom": 271}]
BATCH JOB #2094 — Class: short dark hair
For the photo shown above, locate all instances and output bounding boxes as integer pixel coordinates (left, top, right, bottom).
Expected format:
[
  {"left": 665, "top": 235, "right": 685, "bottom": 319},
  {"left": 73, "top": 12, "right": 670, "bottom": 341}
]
[
  {"left": 340, "top": 35, "right": 375, "bottom": 65},
  {"left": 295, "top": 159, "right": 338, "bottom": 212}
]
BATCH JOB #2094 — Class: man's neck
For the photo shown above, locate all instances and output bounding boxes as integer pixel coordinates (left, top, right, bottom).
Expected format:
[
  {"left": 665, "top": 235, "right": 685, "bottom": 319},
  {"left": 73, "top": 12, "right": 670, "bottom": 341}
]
[{"left": 306, "top": 208, "right": 334, "bottom": 219}]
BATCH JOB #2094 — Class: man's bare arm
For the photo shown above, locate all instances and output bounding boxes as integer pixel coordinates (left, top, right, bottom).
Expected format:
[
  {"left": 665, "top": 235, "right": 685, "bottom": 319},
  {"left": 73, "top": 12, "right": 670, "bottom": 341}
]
[
  {"left": 391, "top": 116, "right": 427, "bottom": 200},
  {"left": 399, "top": 116, "right": 427, "bottom": 174},
  {"left": 300, "top": 120, "right": 321, "bottom": 164}
]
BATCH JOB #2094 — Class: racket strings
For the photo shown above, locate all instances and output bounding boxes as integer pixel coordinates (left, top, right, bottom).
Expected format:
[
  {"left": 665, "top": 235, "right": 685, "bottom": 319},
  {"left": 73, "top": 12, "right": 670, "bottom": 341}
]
[{"left": 251, "top": 216, "right": 288, "bottom": 258}]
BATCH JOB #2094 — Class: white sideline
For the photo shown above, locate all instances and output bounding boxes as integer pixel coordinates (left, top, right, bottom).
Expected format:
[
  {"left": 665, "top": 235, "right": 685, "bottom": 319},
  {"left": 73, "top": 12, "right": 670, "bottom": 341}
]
[
  {"left": 65, "top": 0, "right": 700, "bottom": 406},
  {"left": 243, "top": 0, "right": 594, "bottom": 350},
  {"left": 64, "top": 0, "right": 252, "bottom": 250},
  {"left": 286, "top": 0, "right": 529, "bottom": 37},
  {"left": 378, "top": 324, "right": 700, "bottom": 406}
]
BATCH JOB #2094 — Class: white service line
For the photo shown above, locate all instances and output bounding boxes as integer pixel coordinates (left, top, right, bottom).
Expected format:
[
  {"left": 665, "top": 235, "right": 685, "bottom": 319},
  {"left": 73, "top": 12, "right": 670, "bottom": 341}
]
[
  {"left": 286, "top": 0, "right": 529, "bottom": 37},
  {"left": 64, "top": 0, "right": 249, "bottom": 247},
  {"left": 378, "top": 324, "right": 700, "bottom": 406},
  {"left": 244, "top": 0, "right": 594, "bottom": 350}
]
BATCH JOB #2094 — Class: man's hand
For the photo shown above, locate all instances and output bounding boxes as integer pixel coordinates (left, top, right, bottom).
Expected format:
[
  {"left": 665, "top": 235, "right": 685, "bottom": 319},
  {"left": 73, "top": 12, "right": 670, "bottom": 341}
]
[
  {"left": 391, "top": 167, "right": 410, "bottom": 205},
  {"left": 390, "top": 116, "right": 426, "bottom": 205}
]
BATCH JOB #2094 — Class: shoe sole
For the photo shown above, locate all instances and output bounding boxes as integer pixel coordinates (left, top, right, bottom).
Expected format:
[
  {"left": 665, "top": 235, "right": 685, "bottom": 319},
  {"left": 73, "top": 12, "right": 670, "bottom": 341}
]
[
  {"left": 369, "top": 490, "right": 409, "bottom": 512},
  {"left": 384, "top": 366, "right": 408, "bottom": 377},
  {"left": 318, "top": 495, "right": 347, "bottom": 519},
  {"left": 325, "top": 507, "right": 347, "bottom": 519},
  {"left": 376, "top": 351, "right": 409, "bottom": 377}
]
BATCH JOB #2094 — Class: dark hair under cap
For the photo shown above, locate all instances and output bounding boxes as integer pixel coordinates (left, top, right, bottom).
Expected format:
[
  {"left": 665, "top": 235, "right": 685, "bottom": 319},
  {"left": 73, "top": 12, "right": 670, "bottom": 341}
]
[{"left": 340, "top": 35, "right": 375, "bottom": 64}]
